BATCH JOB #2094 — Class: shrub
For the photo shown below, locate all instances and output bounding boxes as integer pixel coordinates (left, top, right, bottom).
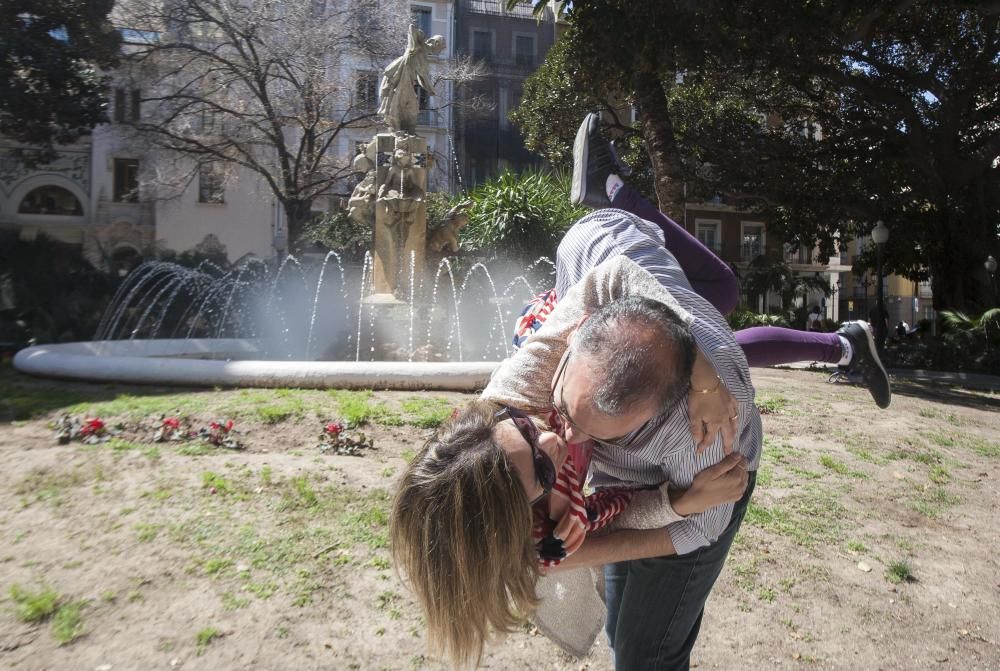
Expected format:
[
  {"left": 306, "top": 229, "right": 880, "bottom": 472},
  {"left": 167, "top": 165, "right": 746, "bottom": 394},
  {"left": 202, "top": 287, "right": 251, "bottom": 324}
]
[
  {"left": 727, "top": 309, "right": 790, "bottom": 331},
  {"left": 462, "top": 169, "right": 587, "bottom": 261},
  {"left": 0, "top": 235, "right": 115, "bottom": 345},
  {"left": 882, "top": 309, "right": 1000, "bottom": 374}
]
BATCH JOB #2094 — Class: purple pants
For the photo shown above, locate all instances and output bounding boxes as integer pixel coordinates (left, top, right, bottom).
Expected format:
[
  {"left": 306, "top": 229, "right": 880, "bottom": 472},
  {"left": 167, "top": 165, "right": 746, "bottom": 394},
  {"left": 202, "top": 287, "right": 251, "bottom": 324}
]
[{"left": 612, "top": 184, "right": 843, "bottom": 367}]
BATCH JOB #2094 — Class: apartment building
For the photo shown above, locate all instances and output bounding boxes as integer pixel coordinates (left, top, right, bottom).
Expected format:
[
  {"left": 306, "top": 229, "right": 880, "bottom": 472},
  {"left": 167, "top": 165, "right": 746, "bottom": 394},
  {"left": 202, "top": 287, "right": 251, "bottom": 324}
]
[
  {"left": 452, "top": 0, "right": 558, "bottom": 187},
  {"left": 0, "top": 0, "right": 456, "bottom": 267},
  {"left": 683, "top": 201, "right": 932, "bottom": 326}
]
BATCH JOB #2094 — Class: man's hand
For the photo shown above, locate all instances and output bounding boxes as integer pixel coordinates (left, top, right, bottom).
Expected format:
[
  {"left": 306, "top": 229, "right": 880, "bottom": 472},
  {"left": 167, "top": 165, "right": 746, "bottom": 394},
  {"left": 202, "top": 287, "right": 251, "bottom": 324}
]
[
  {"left": 688, "top": 350, "right": 740, "bottom": 454},
  {"left": 672, "top": 453, "right": 749, "bottom": 517}
]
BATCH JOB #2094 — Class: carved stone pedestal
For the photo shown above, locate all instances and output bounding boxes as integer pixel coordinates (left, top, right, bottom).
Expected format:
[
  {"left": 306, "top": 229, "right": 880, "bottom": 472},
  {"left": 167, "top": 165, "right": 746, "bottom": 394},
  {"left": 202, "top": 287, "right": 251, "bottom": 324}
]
[{"left": 371, "top": 132, "right": 429, "bottom": 298}]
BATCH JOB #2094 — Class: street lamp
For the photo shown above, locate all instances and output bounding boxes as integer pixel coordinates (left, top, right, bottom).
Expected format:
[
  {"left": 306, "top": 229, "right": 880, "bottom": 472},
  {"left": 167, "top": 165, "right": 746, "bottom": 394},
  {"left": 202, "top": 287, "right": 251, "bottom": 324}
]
[
  {"left": 872, "top": 221, "right": 889, "bottom": 349},
  {"left": 859, "top": 274, "right": 873, "bottom": 321},
  {"left": 987, "top": 255, "right": 998, "bottom": 306}
]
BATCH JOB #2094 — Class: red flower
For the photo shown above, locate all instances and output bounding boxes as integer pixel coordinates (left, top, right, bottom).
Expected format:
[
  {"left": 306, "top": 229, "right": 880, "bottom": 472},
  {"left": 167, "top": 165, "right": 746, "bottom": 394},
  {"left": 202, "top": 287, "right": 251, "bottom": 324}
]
[
  {"left": 325, "top": 422, "right": 344, "bottom": 435},
  {"left": 81, "top": 418, "right": 105, "bottom": 436},
  {"left": 163, "top": 417, "right": 181, "bottom": 429}
]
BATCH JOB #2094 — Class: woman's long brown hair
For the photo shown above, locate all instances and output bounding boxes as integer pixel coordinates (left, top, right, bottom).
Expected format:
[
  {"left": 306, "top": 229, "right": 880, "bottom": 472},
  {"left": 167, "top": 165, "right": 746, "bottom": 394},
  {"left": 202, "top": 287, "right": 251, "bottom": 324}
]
[{"left": 390, "top": 399, "right": 539, "bottom": 668}]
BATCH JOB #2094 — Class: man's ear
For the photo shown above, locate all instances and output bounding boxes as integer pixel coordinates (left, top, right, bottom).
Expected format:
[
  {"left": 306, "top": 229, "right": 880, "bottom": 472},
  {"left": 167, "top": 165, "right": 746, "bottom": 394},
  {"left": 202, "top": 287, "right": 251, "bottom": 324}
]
[{"left": 565, "top": 313, "right": 591, "bottom": 348}]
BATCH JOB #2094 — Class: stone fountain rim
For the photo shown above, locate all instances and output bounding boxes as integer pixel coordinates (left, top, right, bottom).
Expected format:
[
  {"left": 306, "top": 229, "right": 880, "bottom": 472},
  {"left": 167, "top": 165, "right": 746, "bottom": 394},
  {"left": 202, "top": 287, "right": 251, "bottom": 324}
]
[{"left": 13, "top": 339, "right": 500, "bottom": 391}]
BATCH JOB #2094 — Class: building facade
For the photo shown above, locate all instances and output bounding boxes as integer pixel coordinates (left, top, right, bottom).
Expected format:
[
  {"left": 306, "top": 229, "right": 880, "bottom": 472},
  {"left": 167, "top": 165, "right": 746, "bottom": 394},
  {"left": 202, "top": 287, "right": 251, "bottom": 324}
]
[
  {"left": 682, "top": 201, "right": 933, "bottom": 327},
  {"left": 452, "top": 0, "right": 558, "bottom": 188},
  {"left": 0, "top": 0, "right": 457, "bottom": 267}
]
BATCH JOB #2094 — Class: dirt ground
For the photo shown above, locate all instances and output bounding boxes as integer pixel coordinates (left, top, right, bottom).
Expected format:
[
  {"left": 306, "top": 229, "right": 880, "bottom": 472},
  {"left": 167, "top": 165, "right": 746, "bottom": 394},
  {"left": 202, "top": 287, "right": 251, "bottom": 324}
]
[{"left": 0, "top": 366, "right": 998, "bottom": 670}]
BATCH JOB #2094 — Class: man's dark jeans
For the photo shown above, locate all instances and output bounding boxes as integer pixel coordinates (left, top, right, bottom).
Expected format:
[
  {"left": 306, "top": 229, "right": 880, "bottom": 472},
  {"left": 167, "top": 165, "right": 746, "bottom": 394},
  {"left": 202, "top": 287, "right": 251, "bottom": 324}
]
[{"left": 603, "top": 471, "right": 757, "bottom": 671}]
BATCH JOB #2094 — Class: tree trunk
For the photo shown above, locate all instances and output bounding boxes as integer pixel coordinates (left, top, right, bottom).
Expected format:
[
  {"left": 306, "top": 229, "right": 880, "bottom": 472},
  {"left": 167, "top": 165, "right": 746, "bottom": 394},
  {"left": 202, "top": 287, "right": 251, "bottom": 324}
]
[
  {"left": 283, "top": 199, "right": 313, "bottom": 253},
  {"left": 633, "top": 69, "right": 686, "bottom": 220}
]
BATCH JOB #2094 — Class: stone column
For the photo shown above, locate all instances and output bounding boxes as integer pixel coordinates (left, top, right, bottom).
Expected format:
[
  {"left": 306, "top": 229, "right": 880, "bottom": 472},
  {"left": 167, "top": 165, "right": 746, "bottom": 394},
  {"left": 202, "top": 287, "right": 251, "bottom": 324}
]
[{"left": 371, "top": 132, "right": 429, "bottom": 299}]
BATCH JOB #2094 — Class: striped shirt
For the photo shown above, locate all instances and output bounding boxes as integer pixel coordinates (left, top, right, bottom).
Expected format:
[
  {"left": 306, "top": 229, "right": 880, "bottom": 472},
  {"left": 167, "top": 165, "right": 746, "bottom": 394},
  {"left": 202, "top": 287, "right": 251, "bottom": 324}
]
[{"left": 485, "top": 209, "right": 762, "bottom": 555}]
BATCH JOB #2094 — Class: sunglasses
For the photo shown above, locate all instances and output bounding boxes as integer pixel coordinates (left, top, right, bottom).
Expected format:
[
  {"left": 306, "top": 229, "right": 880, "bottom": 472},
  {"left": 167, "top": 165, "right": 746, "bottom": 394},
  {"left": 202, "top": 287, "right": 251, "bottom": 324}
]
[{"left": 497, "top": 406, "right": 557, "bottom": 505}]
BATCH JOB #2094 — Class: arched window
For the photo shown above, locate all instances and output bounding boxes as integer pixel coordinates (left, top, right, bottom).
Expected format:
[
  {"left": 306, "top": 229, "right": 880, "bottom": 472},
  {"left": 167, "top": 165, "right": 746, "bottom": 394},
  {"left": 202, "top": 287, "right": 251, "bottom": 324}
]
[{"left": 18, "top": 185, "right": 83, "bottom": 216}]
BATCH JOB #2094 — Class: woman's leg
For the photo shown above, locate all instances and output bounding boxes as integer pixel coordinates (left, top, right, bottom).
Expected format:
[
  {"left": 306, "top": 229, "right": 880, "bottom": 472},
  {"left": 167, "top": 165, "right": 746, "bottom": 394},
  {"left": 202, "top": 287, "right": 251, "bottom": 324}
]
[
  {"left": 610, "top": 182, "right": 740, "bottom": 316},
  {"left": 735, "top": 327, "right": 843, "bottom": 367}
]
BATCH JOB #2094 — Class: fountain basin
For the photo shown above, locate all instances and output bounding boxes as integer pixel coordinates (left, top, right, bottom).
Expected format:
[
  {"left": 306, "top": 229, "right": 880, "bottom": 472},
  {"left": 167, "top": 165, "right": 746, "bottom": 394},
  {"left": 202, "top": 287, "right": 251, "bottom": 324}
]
[{"left": 13, "top": 339, "right": 500, "bottom": 391}]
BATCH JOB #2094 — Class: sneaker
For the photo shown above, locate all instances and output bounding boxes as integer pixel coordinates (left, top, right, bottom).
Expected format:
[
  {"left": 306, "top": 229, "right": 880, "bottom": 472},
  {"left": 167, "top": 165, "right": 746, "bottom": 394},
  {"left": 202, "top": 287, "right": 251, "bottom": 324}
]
[
  {"left": 837, "top": 320, "right": 891, "bottom": 408},
  {"left": 571, "top": 113, "right": 622, "bottom": 208}
]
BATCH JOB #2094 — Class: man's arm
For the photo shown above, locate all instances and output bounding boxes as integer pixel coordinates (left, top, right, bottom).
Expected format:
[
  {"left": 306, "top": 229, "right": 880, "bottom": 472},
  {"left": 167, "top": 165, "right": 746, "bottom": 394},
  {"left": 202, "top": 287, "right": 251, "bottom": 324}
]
[{"left": 550, "top": 527, "right": 676, "bottom": 570}]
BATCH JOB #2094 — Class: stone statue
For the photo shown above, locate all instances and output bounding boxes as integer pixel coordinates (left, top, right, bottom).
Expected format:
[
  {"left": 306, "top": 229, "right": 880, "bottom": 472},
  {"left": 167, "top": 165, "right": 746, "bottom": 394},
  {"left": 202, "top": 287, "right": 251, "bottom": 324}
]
[
  {"left": 427, "top": 200, "right": 472, "bottom": 254},
  {"left": 347, "top": 141, "right": 378, "bottom": 225},
  {"left": 378, "top": 135, "right": 423, "bottom": 202},
  {"left": 378, "top": 24, "right": 445, "bottom": 133}
]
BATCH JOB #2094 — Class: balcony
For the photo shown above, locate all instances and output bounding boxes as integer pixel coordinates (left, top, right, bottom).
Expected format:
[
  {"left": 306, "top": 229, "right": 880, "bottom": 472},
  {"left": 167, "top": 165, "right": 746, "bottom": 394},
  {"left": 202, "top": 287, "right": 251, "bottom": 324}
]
[{"left": 464, "top": 0, "right": 538, "bottom": 18}]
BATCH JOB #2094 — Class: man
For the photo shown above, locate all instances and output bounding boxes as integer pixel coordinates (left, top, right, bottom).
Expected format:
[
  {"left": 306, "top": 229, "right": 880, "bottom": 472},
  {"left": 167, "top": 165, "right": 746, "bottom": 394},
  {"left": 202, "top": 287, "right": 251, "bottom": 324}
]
[{"left": 482, "top": 133, "right": 762, "bottom": 671}]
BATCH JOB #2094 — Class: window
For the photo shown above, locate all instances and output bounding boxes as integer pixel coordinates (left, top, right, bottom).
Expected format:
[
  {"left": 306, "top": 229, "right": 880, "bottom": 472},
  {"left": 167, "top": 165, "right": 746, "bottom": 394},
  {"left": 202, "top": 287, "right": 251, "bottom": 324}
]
[
  {"left": 114, "top": 89, "right": 126, "bottom": 123},
  {"left": 741, "top": 223, "right": 765, "bottom": 259},
  {"left": 416, "top": 86, "right": 431, "bottom": 125},
  {"left": 411, "top": 6, "right": 431, "bottom": 35},
  {"left": 695, "top": 220, "right": 721, "bottom": 253},
  {"left": 190, "top": 21, "right": 222, "bottom": 41},
  {"left": 113, "top": 89, "right": 140, "bottom": 123},
  {"left": 514, "top": 35, "right": 534, "bottom": 67},
  {"left": 472, "top": 30, "right": 491, "bottom": 60},
  {"left": 198, "top": 163, "right": 225, "bottom": 203},
  {"left": 201, "top": 108, "right": 218, "bottom": 132},
  {"left": 18, "top": 185, "right": 83, "bottom": 215},
  {"left": 113, "top": 159, "right": 139, "bottom": 202},
  {"left": 355, "top": 71, "right": 378, "bottom": 110}
]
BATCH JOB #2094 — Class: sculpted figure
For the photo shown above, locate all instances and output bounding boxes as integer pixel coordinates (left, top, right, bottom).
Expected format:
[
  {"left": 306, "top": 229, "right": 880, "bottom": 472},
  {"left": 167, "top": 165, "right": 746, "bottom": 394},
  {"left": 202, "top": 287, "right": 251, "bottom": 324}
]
[
  {"left": 379, "top": 137, "right": 423, "bottom": 201},
  {"left": 378, "top": 24, "right": 445, "bottom": 133},
  {"left": 347, "top": 172, "right": 376, "bottom": 225},
  {"left": 427, "top": 199, "right": 472, "bottom": 254}
]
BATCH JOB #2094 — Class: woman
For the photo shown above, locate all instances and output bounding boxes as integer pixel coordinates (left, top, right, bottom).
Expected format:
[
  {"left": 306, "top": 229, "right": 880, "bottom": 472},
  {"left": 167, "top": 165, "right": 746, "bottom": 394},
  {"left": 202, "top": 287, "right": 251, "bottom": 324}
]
[{"left": 390, "top": 399, "right": 746, "bottom": 668}]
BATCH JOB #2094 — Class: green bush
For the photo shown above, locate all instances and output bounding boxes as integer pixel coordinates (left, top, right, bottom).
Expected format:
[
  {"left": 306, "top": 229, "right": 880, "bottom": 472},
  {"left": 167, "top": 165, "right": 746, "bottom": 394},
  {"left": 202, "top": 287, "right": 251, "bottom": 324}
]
[
  {"left": 0, "top": 235, "right": 115, "bottom": 345},
  {"left": 299, "top": 210, "right": 371, "bottom": 262},
  {"left": 883, "top": 309, "right": 1000, "bottom": 374},
  {"left": 462, "top": 169, "right": 587, "bottom": 261},
  {"left": 727, "top": 309, "right": 790, "bottom": 331}
]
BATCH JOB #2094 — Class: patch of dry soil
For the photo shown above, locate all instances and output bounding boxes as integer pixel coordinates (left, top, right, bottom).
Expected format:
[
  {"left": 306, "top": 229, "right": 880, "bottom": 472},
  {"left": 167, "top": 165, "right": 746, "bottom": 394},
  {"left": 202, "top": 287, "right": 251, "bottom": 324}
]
[{"left": 0, "top": 369, "right": 997, "bottom": 670}]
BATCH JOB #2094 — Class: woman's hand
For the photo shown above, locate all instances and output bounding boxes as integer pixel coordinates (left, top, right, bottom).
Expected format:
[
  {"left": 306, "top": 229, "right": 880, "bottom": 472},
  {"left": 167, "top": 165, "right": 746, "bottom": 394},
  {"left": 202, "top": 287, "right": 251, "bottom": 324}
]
[
  {"left": 688, "top": 350, "right": 740, "bottom": 454},
  {"left": 672, "top": 453, "right": 749, "bottom": 516},
  {"left": 552, "top": 506, "right": 586, "bottom": 556}
]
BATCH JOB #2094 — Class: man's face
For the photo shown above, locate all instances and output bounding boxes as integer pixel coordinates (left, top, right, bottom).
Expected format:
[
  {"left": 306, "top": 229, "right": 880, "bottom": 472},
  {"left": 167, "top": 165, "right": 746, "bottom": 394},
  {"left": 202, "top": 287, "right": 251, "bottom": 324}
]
[{"left": 550, "top": 349, "right": 659, "bottom": 447}]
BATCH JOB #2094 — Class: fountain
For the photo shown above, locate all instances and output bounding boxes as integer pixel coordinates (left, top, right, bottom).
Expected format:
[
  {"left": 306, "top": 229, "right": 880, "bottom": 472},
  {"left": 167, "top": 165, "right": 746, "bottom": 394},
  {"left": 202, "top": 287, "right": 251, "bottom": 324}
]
[{"left": 13, "top": 26, "right": 556, "bottom": 391}]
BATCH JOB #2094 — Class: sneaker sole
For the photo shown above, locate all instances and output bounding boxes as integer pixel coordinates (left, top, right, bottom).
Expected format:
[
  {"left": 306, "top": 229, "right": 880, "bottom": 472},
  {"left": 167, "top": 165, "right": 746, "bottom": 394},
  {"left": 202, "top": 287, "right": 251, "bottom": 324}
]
[
  {"left": 855, "top": 320, "right": 892, "bottom": 408},
  {"left": 570, "top": 114, "right": 593, "bottom": 205}
]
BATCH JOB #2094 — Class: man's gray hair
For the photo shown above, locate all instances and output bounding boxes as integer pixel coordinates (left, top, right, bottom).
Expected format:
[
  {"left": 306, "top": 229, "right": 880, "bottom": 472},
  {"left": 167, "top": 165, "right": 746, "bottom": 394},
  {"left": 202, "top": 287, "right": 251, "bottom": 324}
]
[{"left": 572, "top": 296, "right": 696, "bottom": 415}]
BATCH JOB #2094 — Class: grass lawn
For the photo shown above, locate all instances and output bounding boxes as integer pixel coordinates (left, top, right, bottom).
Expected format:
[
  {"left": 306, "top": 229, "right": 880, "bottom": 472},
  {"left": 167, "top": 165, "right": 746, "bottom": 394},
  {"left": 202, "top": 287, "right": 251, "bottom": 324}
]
[{"left": 0, "top": 365, "right": 998, "bottom": 669}]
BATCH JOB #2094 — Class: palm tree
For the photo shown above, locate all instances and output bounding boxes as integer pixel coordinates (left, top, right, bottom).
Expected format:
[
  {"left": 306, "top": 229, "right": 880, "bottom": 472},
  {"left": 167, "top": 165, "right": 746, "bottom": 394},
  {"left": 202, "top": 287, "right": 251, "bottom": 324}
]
[{"left": 940, "top": 308, "right": 1000, "bottom": 352}]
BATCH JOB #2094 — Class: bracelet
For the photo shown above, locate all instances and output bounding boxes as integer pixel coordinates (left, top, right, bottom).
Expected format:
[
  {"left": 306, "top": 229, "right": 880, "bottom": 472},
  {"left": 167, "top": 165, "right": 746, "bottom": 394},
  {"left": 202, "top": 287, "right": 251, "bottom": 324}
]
[{"left": 691, "top": 375, "right": 722, "bottom": 395}]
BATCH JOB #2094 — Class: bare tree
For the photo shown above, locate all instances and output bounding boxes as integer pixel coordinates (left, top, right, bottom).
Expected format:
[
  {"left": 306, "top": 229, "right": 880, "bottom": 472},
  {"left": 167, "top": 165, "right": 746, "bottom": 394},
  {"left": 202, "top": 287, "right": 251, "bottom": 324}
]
[{"left": 114, "top": 0, "right": 413, "bottom": 251}]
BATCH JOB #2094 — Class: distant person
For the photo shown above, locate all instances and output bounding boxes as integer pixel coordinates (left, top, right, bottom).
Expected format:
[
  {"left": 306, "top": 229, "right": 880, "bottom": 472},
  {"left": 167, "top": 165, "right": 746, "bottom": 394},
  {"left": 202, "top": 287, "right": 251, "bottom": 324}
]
[
  {"left": 896, "top": 320, "right": 909, "bottom": 338},
  {"left": 806, "top": 305, "right": 822, "bottom": 331}
]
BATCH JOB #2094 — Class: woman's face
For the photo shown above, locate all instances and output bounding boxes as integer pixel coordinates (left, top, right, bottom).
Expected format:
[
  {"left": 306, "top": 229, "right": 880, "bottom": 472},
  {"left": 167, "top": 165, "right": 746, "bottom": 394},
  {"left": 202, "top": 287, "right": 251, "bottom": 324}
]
[{"left": 494, "top": 418, "right": 568, "bottom": 503}]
